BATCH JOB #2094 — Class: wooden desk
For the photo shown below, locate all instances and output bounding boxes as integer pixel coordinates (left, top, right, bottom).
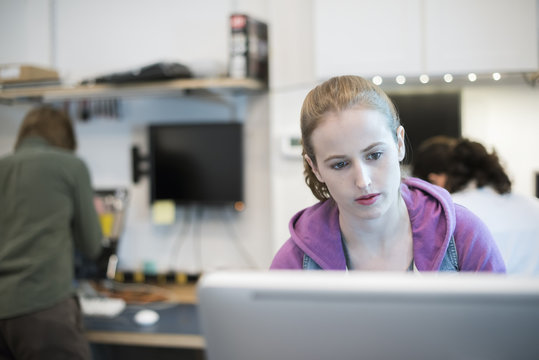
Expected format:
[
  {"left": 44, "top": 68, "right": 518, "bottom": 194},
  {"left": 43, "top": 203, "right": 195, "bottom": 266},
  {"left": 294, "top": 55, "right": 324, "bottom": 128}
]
[{"left": 84, "top": 283, "right": 204, "bottom": 349}]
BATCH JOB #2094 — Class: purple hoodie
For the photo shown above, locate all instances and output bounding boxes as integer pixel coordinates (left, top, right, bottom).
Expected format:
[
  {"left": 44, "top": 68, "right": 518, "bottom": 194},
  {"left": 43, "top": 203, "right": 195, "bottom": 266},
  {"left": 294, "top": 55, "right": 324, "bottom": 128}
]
[{"left": 271, "top": 177, "right": 506, "bottom": 272}]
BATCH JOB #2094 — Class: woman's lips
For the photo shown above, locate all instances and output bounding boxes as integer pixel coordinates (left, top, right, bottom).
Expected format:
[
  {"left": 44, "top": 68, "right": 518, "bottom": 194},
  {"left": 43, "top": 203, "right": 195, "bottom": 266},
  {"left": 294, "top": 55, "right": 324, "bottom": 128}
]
[{"left": 355, "top": 193, "right": 380, "bottom": 206}]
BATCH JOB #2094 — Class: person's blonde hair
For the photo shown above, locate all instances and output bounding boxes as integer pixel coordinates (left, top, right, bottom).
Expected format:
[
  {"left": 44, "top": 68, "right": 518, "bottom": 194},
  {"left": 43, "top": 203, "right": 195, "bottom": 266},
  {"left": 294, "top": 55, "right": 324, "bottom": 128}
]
[
  {"left": 14, "top": 105, "right": 77, "bottom": 151},
  {"left": 301, "top": 75, "right": 401, "bottom": 201}
]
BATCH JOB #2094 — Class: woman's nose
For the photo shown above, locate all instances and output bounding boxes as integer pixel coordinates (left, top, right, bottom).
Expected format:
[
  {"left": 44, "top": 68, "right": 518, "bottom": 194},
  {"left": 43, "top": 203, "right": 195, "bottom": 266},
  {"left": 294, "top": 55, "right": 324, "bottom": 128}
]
[{"left": 353, "top": 162, "right": 371, "bottom": 189}]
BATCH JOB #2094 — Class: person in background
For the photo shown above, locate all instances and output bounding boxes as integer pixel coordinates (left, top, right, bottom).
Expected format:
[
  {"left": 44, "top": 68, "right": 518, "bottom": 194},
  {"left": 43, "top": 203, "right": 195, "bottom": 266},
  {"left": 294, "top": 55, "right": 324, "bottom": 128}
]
[
  {"left": 270, "top": 75, "right": 505, "bottom": 272},
  {"left": 0, "top": 105, "right": 103, "bottom": 359},
  {"left": 408, "top": 135, "right": 457, "bottom": 189},
  {"left": 412, "top": 136, "right": 539, "bottom": 275}
]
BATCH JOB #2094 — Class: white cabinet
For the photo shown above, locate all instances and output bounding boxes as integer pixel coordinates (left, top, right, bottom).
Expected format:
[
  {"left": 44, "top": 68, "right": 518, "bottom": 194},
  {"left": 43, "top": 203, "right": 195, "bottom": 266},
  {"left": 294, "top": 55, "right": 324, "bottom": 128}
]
[
  {"left": 424, "top": 0, "right": 538, "bottom": 74},
  {"left": 0, "top": 0, "right": 52, "bottom": 66},
  {"left": 314, "top": 0, "right": 538, "bottom": 79},
  {"left": 314, "top": 0, "right": 423, "bottom": 78}
]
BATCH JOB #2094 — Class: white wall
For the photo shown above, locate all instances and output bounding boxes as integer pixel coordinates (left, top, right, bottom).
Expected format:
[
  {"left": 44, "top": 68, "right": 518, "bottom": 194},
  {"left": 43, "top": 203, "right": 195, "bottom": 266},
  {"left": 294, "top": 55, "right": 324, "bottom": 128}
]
[
  {"left": 267, "top": 0, "right": 321, "bottom": 258},
  {"left": 53, "top": 0, "right": 231, "bottom": 83},
  {"left": 0, "top": 0, "right": 52, "bottom": 66}
]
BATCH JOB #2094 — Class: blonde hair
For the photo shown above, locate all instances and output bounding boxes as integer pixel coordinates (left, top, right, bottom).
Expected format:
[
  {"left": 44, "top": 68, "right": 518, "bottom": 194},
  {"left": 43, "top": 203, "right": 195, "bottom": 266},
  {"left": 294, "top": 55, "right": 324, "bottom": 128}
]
[
  {"left": 15, "top": 105, "right": 77, "bottom": 151},
  {"left": 301, "top": 75, "right": 401, "bottom": 201}
]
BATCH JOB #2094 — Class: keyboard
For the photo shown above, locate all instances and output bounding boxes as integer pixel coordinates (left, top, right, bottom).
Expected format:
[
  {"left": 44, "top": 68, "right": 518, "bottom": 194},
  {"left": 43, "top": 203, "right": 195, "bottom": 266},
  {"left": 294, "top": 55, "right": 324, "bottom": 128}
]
[{"left": 79, "top": 296, "right": 126, "bottom": 317}]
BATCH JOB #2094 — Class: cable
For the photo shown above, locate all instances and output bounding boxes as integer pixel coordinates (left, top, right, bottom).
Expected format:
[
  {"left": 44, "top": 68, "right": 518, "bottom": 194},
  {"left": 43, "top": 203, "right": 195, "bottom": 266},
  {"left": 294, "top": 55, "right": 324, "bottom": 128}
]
[
  {"left": 167, "top": 205, "right": 194, "bottom": 270},
  {"left": 222, "top": 206, "right": 259, "bottom": 268},
  {"left": 193, "top": 204, "right": 204, "bottom": 272}
]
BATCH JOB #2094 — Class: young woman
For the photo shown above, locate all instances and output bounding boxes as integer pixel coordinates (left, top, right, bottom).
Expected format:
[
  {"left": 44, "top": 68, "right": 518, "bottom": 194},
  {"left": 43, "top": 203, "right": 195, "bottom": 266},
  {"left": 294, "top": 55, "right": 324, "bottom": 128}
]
[{"left": 270, "top": 75, "right": 505, "bottom": 272}]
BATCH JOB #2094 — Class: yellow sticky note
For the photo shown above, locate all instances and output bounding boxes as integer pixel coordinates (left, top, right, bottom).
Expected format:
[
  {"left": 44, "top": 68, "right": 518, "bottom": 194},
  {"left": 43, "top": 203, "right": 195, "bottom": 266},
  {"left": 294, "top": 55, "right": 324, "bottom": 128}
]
[
  {"left": 152, "top": 200, "right": 175, "bottom": 225},
  {"left": 99, "top": 213, "right": 115, "bottom": 237}
]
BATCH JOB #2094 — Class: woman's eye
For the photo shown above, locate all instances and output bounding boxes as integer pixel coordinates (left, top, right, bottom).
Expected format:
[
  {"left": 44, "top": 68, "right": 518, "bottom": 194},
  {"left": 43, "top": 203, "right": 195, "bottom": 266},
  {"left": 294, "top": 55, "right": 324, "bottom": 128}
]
[
  {"left": 332, "top": 161, "right": 348, "bottom": 169},
  {"left": 367, "top": 152, "right": 382, "bottom": 160}
]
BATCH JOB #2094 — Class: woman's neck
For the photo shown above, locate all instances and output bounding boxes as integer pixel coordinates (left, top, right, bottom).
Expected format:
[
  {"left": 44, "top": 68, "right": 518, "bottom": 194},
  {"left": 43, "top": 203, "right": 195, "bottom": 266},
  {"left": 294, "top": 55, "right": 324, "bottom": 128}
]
[{"left": 339, "top": 195, "right": 413, "bottom": 270}]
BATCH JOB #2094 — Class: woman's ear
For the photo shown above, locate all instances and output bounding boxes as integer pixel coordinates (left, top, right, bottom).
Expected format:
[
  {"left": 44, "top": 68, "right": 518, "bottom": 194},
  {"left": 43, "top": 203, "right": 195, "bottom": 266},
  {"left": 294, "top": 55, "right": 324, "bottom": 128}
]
[
  {"left": 396, "top": 126, "right": 406, "bottom": 161},
  {"left": 304, "top": 154, "right": 324, "bottom": 183}
]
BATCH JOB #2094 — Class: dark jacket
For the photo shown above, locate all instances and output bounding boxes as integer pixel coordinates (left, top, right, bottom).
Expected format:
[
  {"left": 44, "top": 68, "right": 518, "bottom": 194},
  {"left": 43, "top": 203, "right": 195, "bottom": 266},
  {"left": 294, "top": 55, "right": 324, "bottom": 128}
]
[{"left": 0, "top": 137, "right": 102, "bottom": 318}]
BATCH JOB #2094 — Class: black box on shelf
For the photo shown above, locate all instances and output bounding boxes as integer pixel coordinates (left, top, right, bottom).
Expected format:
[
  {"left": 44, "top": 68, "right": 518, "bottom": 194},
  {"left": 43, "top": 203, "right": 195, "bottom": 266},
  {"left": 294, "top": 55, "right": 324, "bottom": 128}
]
[{"left": 228, "top": 14, "right": 268, "bottom": 85}]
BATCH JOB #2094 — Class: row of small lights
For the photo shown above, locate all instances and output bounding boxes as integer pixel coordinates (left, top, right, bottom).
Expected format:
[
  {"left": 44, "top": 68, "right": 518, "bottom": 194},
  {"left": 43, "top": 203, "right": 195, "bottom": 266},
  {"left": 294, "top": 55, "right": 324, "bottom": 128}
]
[{"left": 371, "top": 72, "right": 503, "bottom": 85}]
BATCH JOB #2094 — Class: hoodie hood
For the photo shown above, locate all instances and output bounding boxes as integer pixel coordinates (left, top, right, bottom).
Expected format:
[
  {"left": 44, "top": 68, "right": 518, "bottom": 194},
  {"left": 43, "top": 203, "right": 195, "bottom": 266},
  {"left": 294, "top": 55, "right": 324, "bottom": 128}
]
[
  {"left": 287, "top": 177, "right": 456, "bottom": 271},
  {"left": 287, "top": 198, "right": 345, "bottom": 270},
  {"left": 401, "top": 177, "right": 456, "bottom": 270}
]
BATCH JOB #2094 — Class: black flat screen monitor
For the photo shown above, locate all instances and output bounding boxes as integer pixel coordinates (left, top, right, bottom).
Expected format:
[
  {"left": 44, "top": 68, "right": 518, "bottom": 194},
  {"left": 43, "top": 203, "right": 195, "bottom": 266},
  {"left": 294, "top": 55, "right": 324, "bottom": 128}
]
[
  {"left": 149, "top": 122, "right": 243, "bottom": 205},
  {"left": 388, "top": 92, "right": 461, "bottom": 165}
]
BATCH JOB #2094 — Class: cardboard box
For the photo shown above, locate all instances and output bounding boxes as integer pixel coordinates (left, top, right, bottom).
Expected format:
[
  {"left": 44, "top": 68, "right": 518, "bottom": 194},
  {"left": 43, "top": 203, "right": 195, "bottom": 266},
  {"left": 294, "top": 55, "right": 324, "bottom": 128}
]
[{"left": 0, "top": 64, "right": 59, "bottom": 84}]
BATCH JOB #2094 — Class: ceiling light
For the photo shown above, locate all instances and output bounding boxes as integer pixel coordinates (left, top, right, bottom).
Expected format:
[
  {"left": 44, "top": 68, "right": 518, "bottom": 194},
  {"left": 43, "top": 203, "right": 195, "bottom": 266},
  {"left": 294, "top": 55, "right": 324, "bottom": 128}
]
[{"left": 372, "top": 75, "right": 383, "bottom": 85}]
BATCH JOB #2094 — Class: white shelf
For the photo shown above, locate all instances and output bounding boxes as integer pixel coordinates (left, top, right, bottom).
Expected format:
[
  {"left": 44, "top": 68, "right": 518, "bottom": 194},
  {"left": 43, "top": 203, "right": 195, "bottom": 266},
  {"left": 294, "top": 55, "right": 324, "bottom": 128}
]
[{"left": 0, "top": 77, "right": 266, "bottom": 103}]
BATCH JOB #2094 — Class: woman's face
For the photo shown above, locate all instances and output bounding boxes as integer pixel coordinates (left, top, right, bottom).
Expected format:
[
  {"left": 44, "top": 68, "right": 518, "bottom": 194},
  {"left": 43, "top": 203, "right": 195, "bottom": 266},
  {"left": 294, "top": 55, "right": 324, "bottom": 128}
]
[{"left": 306, "top": 106, "right": 405, "bottom": 220}]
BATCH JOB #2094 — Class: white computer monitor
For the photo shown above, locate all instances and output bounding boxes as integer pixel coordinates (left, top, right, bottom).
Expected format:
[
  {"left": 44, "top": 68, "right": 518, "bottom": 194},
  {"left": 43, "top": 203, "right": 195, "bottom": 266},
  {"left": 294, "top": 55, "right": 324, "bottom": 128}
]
[{"left": 198, "top": 271, "right": 539, "bottom": 360}]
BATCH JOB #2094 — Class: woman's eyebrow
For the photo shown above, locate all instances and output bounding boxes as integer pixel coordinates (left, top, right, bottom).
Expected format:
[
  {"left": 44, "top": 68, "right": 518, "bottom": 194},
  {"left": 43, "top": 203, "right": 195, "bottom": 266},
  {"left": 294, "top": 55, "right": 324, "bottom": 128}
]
[
  {"left": 323, "top": 154, "right": 346, "bottom": 164},
  {"left": 322, "top": 142, "right": 386, "bottom": 164},
  {"left": 361, "top": 142, "right": 385, "bottom": 153}
]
